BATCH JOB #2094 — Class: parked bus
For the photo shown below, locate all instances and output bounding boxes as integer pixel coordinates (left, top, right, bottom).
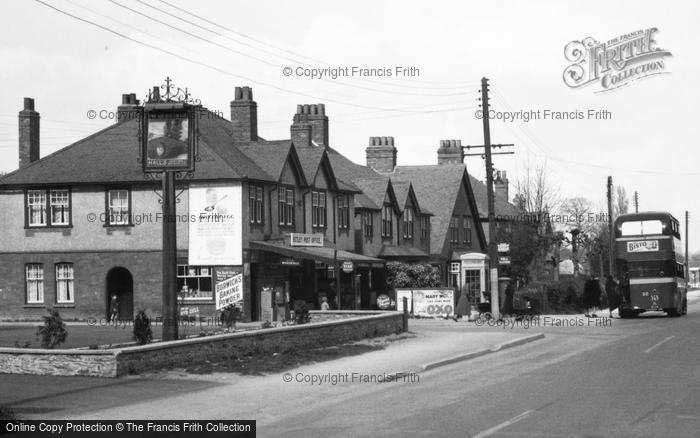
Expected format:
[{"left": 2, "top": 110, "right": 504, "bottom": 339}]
[{"left": 614, "top": 212, "right": 687, "bottom": 318}]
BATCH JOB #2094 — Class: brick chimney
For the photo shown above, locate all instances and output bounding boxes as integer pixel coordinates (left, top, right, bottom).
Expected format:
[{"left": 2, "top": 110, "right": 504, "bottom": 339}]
[
  {"left": 117, "top": 93, "right": 139, "bottom": 123},
  {"left": 366, "top": 136, "right": 397, "bottom": 173},
  {"left": 437, "top": 139, "right": 463, "bottom": 164},
  {"left": 19, "top": 98, "right": 40, "bottom": 169},
  {"left": 291, "top": 123, "right": 312, "bottom": 148},
  {"left": 495, "top": 170, "right": 509, "bottom": 201},
  {"left": 230, "top": 86, "right": 258, "bottom": 142},
  {"left": 292, "top": 104, "right": 328, "bottom": 148}
]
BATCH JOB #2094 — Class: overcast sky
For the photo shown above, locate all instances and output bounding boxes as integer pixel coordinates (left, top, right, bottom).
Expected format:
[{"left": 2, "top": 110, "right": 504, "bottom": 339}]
[{"left": 1, "top": 0, "right": 698, "bottom": 251}]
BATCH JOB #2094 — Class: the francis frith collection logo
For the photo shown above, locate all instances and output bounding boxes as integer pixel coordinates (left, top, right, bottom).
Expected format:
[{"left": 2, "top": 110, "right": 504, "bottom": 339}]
[{"left": 563, "top": 28, "right": 672, "bottom": 92}]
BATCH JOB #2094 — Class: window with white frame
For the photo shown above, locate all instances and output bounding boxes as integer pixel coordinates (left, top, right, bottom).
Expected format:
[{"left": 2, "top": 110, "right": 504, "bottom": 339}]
[
  {"left": 26, "top": 264, "right": 44, "bottom": 304},
  {"left": 278, "top": 186, "right": 294, "bottom": 226},
  {"left": 26, "top": 189, "right": 71, "bottom": 227},
  {"left": 55, "top": 263, "right": 74, "bottom": 303},
  {"left": 177, "top": 265, "right": 213, "bottom": 300},
  {"left": 27, "top": 190, "right": 47, "bottom": 226},
  {"left": 312, "top": 190, "right": 327, "bottom": 228},
  {"left": 107, "top": 189, "right": 130, "bottom": 225}
]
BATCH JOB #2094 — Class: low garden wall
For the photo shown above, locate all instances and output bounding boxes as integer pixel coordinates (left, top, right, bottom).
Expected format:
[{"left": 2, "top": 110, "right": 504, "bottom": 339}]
[{"left": 0, "top": 311, "right": 404, "bottom": 378}]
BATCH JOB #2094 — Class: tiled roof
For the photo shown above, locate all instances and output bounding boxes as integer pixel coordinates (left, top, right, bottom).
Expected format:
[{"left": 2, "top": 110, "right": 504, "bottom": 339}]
[
  {"left": 378, "top": 245, "right": 429, "bottom": 258},
  {"left": 0, "top": 111, "right": 271, "bottom": 186},
  {"left": 352, "top": 176, "right": 392, "bottom": 210},
  {"left": 237, "top": 140, "right": 294, "bottom": 182},
  {"left": 467, "top": 174, "right": 520, "bottom": 219}
]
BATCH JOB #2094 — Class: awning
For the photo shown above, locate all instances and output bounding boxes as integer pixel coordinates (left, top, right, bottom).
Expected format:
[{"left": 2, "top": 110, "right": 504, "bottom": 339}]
[
  {"left": 378, "top": 245, "right": 429, "bottom": 259},
  {"left": 249, "top": 241, "right": 385, "bottom": 268}
]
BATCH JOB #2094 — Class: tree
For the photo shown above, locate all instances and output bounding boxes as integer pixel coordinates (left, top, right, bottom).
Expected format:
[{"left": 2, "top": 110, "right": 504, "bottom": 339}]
[
  {"left": 510, "top": 161, "right": 561, "bottom": 283},
  {"left": 614, "top": 185, "right": 629, "bottom": 218},
  {"left": 385, "top": 262, "right": 441, "bottom": 289}
]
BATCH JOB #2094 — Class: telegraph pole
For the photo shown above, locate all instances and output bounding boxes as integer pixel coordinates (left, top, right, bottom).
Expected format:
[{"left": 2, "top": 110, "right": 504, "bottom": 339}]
[
  {"left": 607, "top": 177, "right": 614, "bottom": 277},
  {"left": 633, "top": 191, "right": 639, "bottom": 213},
  {"left": 686, "top": 211, "right": 690, "bottom": 282},
  {"left": 480, "top": 78, "right": 500, "bottom": 319}
]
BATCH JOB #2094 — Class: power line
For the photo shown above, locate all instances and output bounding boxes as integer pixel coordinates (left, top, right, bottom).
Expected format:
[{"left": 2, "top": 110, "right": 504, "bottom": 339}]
[
  {"left": 33, "top": 0, "right": 465, "bottom": 113},
  {"left": 155, "top": 0, "right": 480, "bottom": 88},
  {"left": 108, "top": 0, "right": 473, "bottom": 98}
]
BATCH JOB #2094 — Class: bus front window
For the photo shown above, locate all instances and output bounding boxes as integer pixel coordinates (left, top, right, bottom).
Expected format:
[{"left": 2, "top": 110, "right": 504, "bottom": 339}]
[{"left": 620, "top": 220, "right": 663, "bottom": 236}]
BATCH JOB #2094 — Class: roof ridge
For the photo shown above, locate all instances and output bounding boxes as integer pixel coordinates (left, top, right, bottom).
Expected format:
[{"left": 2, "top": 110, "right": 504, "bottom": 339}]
[{"left": 0, "top": 120, "right": 131, "bottom": 183}]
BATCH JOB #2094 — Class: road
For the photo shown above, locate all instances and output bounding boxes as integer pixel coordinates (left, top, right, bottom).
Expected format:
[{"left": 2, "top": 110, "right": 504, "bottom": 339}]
[
  {"left": 3, "top": 296, "right": 699, "bottom": 437},
  {"left": 258, "top": 300, "right": 700, "bottom": 437}
]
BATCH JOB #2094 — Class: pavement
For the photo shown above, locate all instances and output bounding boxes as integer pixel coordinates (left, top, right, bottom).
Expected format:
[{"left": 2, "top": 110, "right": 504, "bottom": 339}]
[{"left": 0, "top": 317, "right": 544, "bottom": 424}]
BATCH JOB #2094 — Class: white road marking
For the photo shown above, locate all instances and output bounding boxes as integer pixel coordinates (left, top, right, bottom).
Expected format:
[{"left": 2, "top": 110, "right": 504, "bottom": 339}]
[
  {"left": 644, "top": 335, "right": 675, "bottom": 354},
  {"left": 470, "top": 410, "right": 535, "bottom": 438}
]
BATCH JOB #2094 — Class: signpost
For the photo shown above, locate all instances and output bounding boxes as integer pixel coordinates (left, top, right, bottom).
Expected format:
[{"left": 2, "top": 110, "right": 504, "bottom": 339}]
[{"left": 140, "top": 78, "right": 200, "bottom": 341}]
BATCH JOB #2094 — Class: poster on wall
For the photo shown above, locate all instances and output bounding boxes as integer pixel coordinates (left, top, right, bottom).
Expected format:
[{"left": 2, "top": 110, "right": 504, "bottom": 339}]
[
  {"left": 188, "top": 183, "right": 242, "bottom": 265},
  {"left": 395, "top": 288, "right": 454, "bottom": 317},
  {"left": 215, "top": 268, "right": 243, "bottom": 311}
]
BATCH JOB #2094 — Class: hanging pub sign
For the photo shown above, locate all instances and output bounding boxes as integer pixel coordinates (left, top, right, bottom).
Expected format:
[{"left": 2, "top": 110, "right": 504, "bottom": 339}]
[
  {"left": 140, "top": 78, "right": 200, "bottom": 173},
  {"left": 141, "top": 103, "right": 196, "bottom": 172}
]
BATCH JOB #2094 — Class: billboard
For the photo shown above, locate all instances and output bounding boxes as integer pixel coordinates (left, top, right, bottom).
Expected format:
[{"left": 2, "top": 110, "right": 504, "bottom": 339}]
[
  {"left": 396, "top": 288, "right": 454, "bottom": 317},
  {"left": 188, "top": 183, "right": 242, "bottom": 266}
]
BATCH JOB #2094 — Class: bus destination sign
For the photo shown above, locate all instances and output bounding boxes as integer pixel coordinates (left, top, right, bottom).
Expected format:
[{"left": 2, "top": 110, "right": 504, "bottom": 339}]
[{"left": 627, "top": 240, "right": 659, "bottom": 253}]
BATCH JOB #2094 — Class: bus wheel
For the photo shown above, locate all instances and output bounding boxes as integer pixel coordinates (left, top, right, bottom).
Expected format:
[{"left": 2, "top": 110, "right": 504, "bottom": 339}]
[
  {"left": 666, "top": 309, "right": 681, "bottom": 317},
  {"left": 620, "top": 309, "right": 635, "bottom": 319},
  {"left": 682, "top": 299, "right": 687, "bottom": 315}
]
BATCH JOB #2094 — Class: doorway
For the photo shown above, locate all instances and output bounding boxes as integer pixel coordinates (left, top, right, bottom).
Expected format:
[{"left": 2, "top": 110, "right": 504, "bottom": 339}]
[{"left": 106, "top": 267, "right": 134, "bottom": 321}]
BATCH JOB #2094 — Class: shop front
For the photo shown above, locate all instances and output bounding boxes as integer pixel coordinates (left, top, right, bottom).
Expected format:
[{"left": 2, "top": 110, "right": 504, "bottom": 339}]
[{"left": 249, "top": 239, "right": 385, "bottom": 322}]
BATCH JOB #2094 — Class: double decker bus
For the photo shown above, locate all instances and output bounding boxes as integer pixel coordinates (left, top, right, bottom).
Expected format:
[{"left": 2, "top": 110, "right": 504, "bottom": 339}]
[{"left": 614, "top": 212, "right": 687, "bottom": 318}]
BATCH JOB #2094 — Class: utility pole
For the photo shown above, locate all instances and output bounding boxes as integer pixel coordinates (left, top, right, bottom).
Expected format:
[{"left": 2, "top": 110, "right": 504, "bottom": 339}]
[
  {"left": 461, "top": 78, "right": 517, "bottom": 320},
  {"left": 633, "top": 191, "right": 639, "bottom": 213},
  {"left": 686, "top": 211, "right": 690, "bottom": 282},
  {"left": 607, "top": 176, "right": 614, "bottom": 277}
]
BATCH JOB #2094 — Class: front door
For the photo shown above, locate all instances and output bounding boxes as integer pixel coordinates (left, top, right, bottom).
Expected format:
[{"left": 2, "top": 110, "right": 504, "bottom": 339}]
[{"left": 106, "top": 267, "right": 134, "bottom": 321}]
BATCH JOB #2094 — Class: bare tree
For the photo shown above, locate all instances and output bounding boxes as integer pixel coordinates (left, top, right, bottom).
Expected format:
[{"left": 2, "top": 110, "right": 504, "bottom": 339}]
[{"left": 614, "top": 185, "right": 629, "bottom": 218}]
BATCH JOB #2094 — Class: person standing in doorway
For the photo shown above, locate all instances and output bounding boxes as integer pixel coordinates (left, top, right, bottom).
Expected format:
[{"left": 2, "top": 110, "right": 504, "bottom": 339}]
[{"left": 110, "top": 294, "right": 119, "bottom": 323}]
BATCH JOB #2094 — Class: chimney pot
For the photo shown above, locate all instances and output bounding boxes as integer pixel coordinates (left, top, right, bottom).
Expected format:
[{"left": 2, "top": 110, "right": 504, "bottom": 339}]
[
  {"left": 23, "top": 98, "right": 34, "bottom": 111},
  {"left": 230, "top": 85, "right": 258, "bottom": 142}
]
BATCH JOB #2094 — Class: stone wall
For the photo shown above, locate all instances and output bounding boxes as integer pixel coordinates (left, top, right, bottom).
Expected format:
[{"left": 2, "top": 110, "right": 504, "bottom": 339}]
[{"left": 0, "top": 312, "right": 404, "bottom": 378}]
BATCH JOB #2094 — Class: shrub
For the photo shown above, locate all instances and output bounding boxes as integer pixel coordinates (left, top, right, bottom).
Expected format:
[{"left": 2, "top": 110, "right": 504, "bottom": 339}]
[
  {"left": 133, "top": 310, "right": 153, "bottom": 345},
  {"left": 386, "top": 261, "right": 441, "bottom": 289},
  {"left": 36, "top": 308, "right": 68, "bottom": 349},
  {"left": 294, "top": 301, "right": 310, "bottom": 325},
  {"left": 219, "top": 304, "right": 242, "bottom": 329}
]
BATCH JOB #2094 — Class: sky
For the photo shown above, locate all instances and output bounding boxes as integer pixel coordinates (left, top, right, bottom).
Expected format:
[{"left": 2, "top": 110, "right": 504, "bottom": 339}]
[{"left": 1, "top": 0, "right": 698, "bottom": 251}]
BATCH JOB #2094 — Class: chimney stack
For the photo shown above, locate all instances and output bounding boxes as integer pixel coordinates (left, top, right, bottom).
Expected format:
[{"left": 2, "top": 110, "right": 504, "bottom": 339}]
[
  {"left": 117, "top": 93, "right": 139, "bottom": 123},
  {"left": 230, "top": 86, "right": 258, "bottom": 142},
  {"left": 292, "top": 104, "right": 328, "bottom": 148},
  {"left": 495, "top": 170, "right": 509, "bottom": 201},
  {"left": 366, "top": 136, "right": 397, "bottom": 173},
  {"left": 437, "top": 139, "right": 463, "bottom": 164},
  {"left": 18, "top": 97, "right": 40, "bottom": 169},
  {"left": 291, "top": 123, "right": 312, "bottom": 148}
]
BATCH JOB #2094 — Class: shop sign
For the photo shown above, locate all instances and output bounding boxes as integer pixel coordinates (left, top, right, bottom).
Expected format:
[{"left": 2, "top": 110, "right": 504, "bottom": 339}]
[
  {"left": 498, "top": 243, "right": 510, "bottom": 253},
  {"left": 216, "top": 271, "right": 243, "bottom": 310},
  {"left": 280, "top": 258, "right": 301, "bottom": 266},
  {"left": 290, "top": 233, "right": 324, "bottom": 247},
  {"left": 376, "top": 294, "right": 391, "bottom": 310},
  {"left": 499, "top": 256, "right": 511, "bottom": 265},
  {"left": 342, "top": 260, "right": 354, "bottom": 273},
  {"left": 396, "top": 288, "right": 454, "bottom": 317}
]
